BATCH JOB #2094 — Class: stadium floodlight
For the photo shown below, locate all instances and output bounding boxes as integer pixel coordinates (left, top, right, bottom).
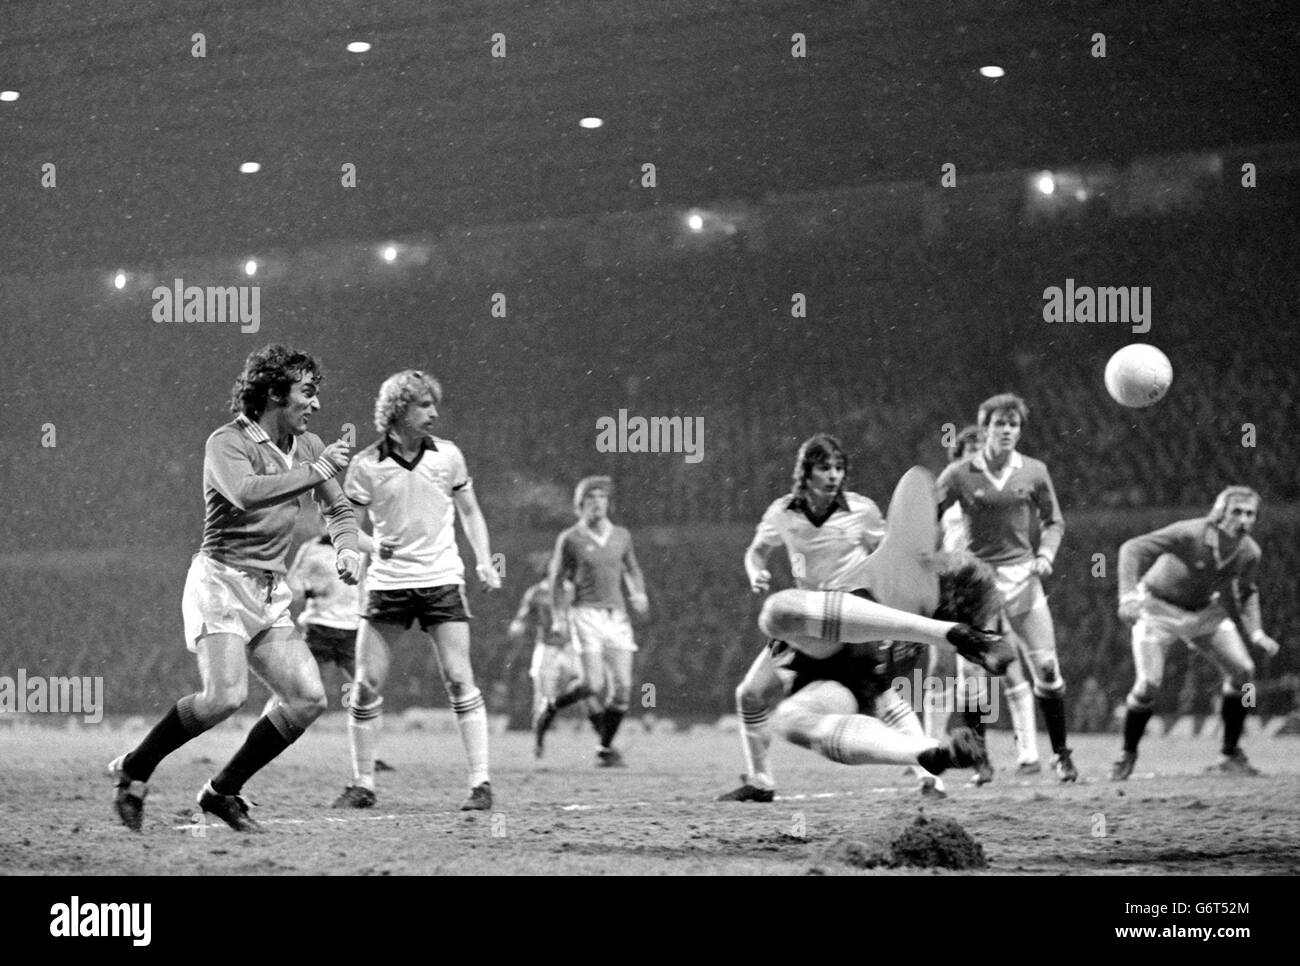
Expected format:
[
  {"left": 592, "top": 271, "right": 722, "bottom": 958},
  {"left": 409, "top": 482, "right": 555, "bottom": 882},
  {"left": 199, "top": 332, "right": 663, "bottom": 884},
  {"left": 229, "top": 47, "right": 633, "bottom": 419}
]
[
  {"left": 1035, "top": 172, "right": 1056, "bottom": 195},
  {"left": 347, "top": 42, "right": 372, "bottom": 53},
  {"left": 239, "top": 162, "right": 261, "bottom": 174},
  {"left": 687, "top": 212, "right": 705, "bottom": 232},
  {"left": 244, "top": 259, "right": 258, "bottom": 277},
  {"left": 0, "top": 90, "right": 19, "bottom": 102},
  {"left": 979, "top": 66, "right": 1005, "bottom": 78},
  {"left": 579, "top": 117, "right": 603, "bottom": 129},
  {"left": 382, "top": 245, "right": 398, "bottom": 263},
  {"left": 113, "top": 272, "right": 127, "bottom": 290}
]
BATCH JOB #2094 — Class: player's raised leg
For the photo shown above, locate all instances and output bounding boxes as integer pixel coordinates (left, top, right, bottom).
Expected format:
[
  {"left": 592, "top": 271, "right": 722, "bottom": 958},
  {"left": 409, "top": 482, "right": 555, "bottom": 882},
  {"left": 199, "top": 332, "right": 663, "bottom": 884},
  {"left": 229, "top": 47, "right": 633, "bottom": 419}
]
[
  {"left": 773, "top": 680, "right": 986, "bottom": 774},
  {"left": 431, "top": 620, "right": 492, "bottom": 808},
  {"left": 335, "top": 618, "right": 395, "bottom": 807},
  {"left": 718, "top": 645, "right": 785, "bottom": 801},
  {"left": 198, "top": 627, "right": 327, "bottom": 830}
]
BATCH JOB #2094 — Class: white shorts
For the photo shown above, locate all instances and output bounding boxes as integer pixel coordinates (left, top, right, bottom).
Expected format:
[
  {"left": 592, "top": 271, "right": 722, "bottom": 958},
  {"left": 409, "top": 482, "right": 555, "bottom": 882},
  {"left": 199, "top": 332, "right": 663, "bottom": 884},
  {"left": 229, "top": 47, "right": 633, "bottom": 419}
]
[
  {"left": 181, "top": 553, "right": 293, "bottom": 652},
  {"left": 529, "top": 641, "right": 584, "bottom": 702},
  {"left": 994, "top": 560, "right": 1047, "bottom": 618},
  {"left": 1134, "top": 593, "right": 1232, "bottom": 650},
  {"left": 568, "top": 606, "right": 637, "bottom": 653}
]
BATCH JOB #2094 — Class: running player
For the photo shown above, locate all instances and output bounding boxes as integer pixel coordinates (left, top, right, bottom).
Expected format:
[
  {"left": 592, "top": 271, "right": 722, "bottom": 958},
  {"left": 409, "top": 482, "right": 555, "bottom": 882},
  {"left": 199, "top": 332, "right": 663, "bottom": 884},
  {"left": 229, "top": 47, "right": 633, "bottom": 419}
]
[
  {"left": 761, "top": 468, "right": 1011, "bottom": 772},
  {"left": 931, "top": 424, "right": 1042, "bottom": 785},
  {"left": 1111, "top": 486, "right": 1280, "bottom": 779},
  {"left": 333, "top": 369, "right": 501, "bottom": 812},
  {"left": 109, "top": 344, "right": 360, "bottom": 832},
  {"left": 719, "top": 433, "right": 893, "bottom": 802},
  {"left": 509, "top": 560, "right": 591, "bottom": 758},
  {"left": 936, "top": 393, "right": 1078, "bottom": 782},
  {"left": 548, "top": 477, "right": 648, "bottom": 767}
]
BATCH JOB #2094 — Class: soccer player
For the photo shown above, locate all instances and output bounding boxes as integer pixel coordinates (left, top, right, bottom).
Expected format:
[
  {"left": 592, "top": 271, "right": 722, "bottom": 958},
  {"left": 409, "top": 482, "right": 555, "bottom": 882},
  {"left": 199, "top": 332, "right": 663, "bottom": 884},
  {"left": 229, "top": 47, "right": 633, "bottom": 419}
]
[
  {"left": 1111, "top": 486, "right": 1280, "bottom": 779},
  {"left": 930, "top": 424, "right": 1042, "bottom": 785},
  {"left": 333, "top": 370, "right": 501, "bottom": 812},
  {"left": 109, "top": 344, "right": 360, "bottom": 832},
  {"left": 760, "top": 468, "right": 1011, "bottom": 773},
  {"left": 936, "top": 393, "right": 1078, "bottom": 782},
  {"left": 508, "top": 560, "right": 591, "bottom": 758},
  {"left": 719, "top": 433, "right": 898, "bottom": 802},
  {"left": 548, "top": 477, "right": 648, "bottom": 767}
]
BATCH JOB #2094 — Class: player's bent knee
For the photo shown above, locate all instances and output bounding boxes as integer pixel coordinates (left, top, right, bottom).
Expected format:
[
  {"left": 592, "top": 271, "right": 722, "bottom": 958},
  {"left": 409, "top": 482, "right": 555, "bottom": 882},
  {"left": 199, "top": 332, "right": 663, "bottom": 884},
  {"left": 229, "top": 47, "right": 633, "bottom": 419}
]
[
  {"left": 757, "top": 592, "right": 800, "bottom": 640},
  {"left": 1129, "top": 681, "right": 1159, "bottom": 708},
  {"left": 198, "top": 688, "right": 247, "bottom": 721},
  {"left": 444, "top": 678, "right": 477, "bottom": 701}
]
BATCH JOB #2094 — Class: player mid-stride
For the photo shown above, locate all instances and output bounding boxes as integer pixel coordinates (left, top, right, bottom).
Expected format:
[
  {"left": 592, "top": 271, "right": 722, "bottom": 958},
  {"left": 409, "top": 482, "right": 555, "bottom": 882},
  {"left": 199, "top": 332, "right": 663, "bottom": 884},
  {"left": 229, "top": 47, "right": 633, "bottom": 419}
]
[
  {"left": 110, "top": 345, "right": 360, "bottom": 833},
  {"left": 333, "top": 370, "right": 501, "bottom": 812},
  {"left": 1111, "top": 486, "right": 1280, "bottom": 779},
  {"left": 548, "top": 477, "right": 648, "bottom": 767}
]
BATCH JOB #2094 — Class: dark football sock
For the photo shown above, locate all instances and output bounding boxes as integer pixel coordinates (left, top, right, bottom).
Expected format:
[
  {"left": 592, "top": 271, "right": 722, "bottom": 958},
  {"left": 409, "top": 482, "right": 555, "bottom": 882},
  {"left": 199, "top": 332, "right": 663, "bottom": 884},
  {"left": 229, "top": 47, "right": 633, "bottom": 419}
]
[
  {"left": 1038, "top": 692, "right": 1069, "bottom": 755},
  {"left": 1122, "top": 705, "right": 1153, "bottom": 754},
  {"left": 210, "top": 714, "right": 299, "bottom": 796},
  {"left": 960, "top": 708, "right": 986, "bottom": 739},
  {"left": 588, "top": 711, "right": 606, "bottom": 740},
  {"left": 123, "top": 695, "right": 206, "bottom": 781},
  {"left": 916, "top": 745, "right": 953, "bottom": 775},
  {"left": 1220, "top": 691, "right": 1248, "bottom": 755},
  {"left": 599, "top": 708, "right": 626, "bottom": 748}
]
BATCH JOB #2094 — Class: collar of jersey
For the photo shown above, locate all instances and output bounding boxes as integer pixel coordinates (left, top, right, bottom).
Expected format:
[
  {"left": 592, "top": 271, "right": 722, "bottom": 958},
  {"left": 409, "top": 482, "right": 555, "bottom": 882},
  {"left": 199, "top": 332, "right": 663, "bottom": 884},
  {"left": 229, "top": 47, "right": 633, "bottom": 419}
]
[
  {"left": 788, "top": 488, "right": 850, "bottom": 527},
  {"left": 379, "top": 434, "right": 438, "bottom": 469},
  {"left": 236, "top": 414, "right": 296, "bottom": 467}
]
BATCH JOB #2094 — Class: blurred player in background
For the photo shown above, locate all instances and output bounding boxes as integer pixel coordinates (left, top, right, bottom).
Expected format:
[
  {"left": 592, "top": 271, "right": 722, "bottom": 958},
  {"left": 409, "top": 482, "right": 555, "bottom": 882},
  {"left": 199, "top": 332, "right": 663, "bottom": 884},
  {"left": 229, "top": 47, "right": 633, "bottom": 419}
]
[
  {"left": 110, "top": 344, "right": 360, "bottom": 832},
  {"left": 758, "top": 467, "right": 1011, "bottom": 774},
  {"left": 508, "top": 553, "right": 591, "bottom": 758},
  {"left": 929, "top": 424, "right": 1042, "bottom": 785},
  {"left": 720, "top": 433, "right": 900, "bottom": 801},
  {"left": 1112, "top": 486, "right": 1280, "bottom": 779},
  {"left": 548, "top": 477, "right": 648, "bottom": 767},
  {"left": 334, "top": 370, "right": 501, "bottom": 812},
  {"left": 936, "top": 393, "right": 1077, "bottom": 782},
  {"left": 274, "top": 524, "right": 394, "bottom": 773}
]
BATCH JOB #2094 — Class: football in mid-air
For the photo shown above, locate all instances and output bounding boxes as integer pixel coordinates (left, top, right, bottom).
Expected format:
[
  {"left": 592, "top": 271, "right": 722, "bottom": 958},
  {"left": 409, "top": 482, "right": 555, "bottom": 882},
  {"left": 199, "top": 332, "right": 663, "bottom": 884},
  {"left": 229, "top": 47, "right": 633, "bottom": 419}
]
[{"left": 1104, "top": 343, "right": 1173, "bottom": 408}]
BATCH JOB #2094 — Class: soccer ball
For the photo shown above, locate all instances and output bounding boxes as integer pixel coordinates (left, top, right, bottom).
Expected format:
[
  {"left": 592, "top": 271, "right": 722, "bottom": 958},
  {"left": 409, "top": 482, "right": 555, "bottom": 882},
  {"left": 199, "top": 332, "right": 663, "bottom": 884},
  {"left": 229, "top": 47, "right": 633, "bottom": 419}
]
[{"left": 1104, "top": 343, "right": 1173, "bottom": 408}]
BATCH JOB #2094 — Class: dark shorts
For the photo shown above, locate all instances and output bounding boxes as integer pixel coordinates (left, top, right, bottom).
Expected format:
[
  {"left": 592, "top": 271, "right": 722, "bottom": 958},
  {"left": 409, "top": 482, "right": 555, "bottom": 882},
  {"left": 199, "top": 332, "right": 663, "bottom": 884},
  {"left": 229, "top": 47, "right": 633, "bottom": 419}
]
[
  {"left": 363, "top": 585, "right": 471, "bottom": 631},
  {"left": 774, "top": 587, "right": 924, "bottom": 711},
  {"left": 304, "top": 624, "right": 357, "bottom": 666}
]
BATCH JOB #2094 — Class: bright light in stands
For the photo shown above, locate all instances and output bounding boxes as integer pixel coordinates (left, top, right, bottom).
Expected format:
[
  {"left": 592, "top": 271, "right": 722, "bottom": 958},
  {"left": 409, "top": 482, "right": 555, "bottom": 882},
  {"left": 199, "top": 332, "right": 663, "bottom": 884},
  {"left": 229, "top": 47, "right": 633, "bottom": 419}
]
[
  {"left": 113, "top": 272, "right": 126, "bottom": 289},
  {"left": 347, "top": 42, "right": 372, "bottom": 53},
  {"left": 239, "top": 162, "right": 261, "bottom": 174},
  {"left": 244, "top": 259, "right": 258, "bottom": 277},
  {"left": 1036, "top": 172, "right": 1056, "bottom": 195},
  {"left": 979, "top": 66, "right": 1005, "bottom": 78},
  {"left": 687, "top": 212, "right": 705, "bottom": 232},
  {"left": 1075, "top": 188, "right": 1088, "bottom": 202},
  {"left": 0, "top": 90, "right": 18, "bottom": 102},
  {"left": 382, "top": 245, "right": 398, "bottom": 262},
  {"left": 579, "top": 117, "right": 603, "bottom": 129}
]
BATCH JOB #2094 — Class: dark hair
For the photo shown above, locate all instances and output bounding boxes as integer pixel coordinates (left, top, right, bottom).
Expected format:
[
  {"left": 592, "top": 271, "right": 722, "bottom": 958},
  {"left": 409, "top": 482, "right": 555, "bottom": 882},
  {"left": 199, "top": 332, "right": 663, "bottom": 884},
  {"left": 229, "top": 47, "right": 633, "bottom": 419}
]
[
  {"left": 948, "top": 424, "right": 982, "bottom": 463},
  {"left": 792, "top": 433, "right": 848, "bottom": 494},
  {"left": 977, "top": 393, "right": 1029, "bottom": 429},
  {"left": 934, "top": 553, "right": 1002, "bottom": 627},
  {"left": 229, "top": 344, "right": 323, "bottom": 419}
]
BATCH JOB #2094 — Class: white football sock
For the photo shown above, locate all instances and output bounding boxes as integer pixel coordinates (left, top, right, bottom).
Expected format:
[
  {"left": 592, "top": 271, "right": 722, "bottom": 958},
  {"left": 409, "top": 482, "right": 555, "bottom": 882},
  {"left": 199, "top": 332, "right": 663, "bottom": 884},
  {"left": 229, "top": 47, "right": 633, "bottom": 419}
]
[
  {"left": 738, "top": 698, "right": 775, "bottom": 790},
  {"left": 1006, "top": 682, "right": 1040, "bottom": 763},
  {"left": 348, "top": 696, "right": 383, "bottom": 792},
  {"left": 452, "top": 688, "right": 490, "bottom": 789}
]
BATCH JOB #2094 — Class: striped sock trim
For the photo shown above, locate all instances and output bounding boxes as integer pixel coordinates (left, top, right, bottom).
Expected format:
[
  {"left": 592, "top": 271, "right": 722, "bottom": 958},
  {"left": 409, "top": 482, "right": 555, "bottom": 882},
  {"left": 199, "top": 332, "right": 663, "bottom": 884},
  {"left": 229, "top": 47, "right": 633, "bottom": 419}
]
[
  {"left": 349, "top": 696, "right": 384, "bottom": 722},
  {"left": 821, "top": 717, "right": 853, "bottom": 764},
  {"left": 740, "top": 708, "right": 770, "bottom": 728},
  {"left": 451, "top": 690, "right": 486, "bottom": 716},
  {"left": 176, "top": 694, "right": 205, "bottom": 736},
  {"left": 823, "top": 591, "right": 845, "bottom": 642}
]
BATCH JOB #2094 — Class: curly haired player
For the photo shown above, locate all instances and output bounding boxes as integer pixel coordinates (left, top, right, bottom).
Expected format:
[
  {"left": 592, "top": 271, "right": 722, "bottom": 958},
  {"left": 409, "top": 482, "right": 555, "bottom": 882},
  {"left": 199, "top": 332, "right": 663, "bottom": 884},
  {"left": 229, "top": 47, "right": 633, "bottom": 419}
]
[
  {"left": 1111, "top": 486, "right": 1280, "bottom": 779},
  {"left": 109, "top": 344, "right": 359, "bottom": 833}
]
